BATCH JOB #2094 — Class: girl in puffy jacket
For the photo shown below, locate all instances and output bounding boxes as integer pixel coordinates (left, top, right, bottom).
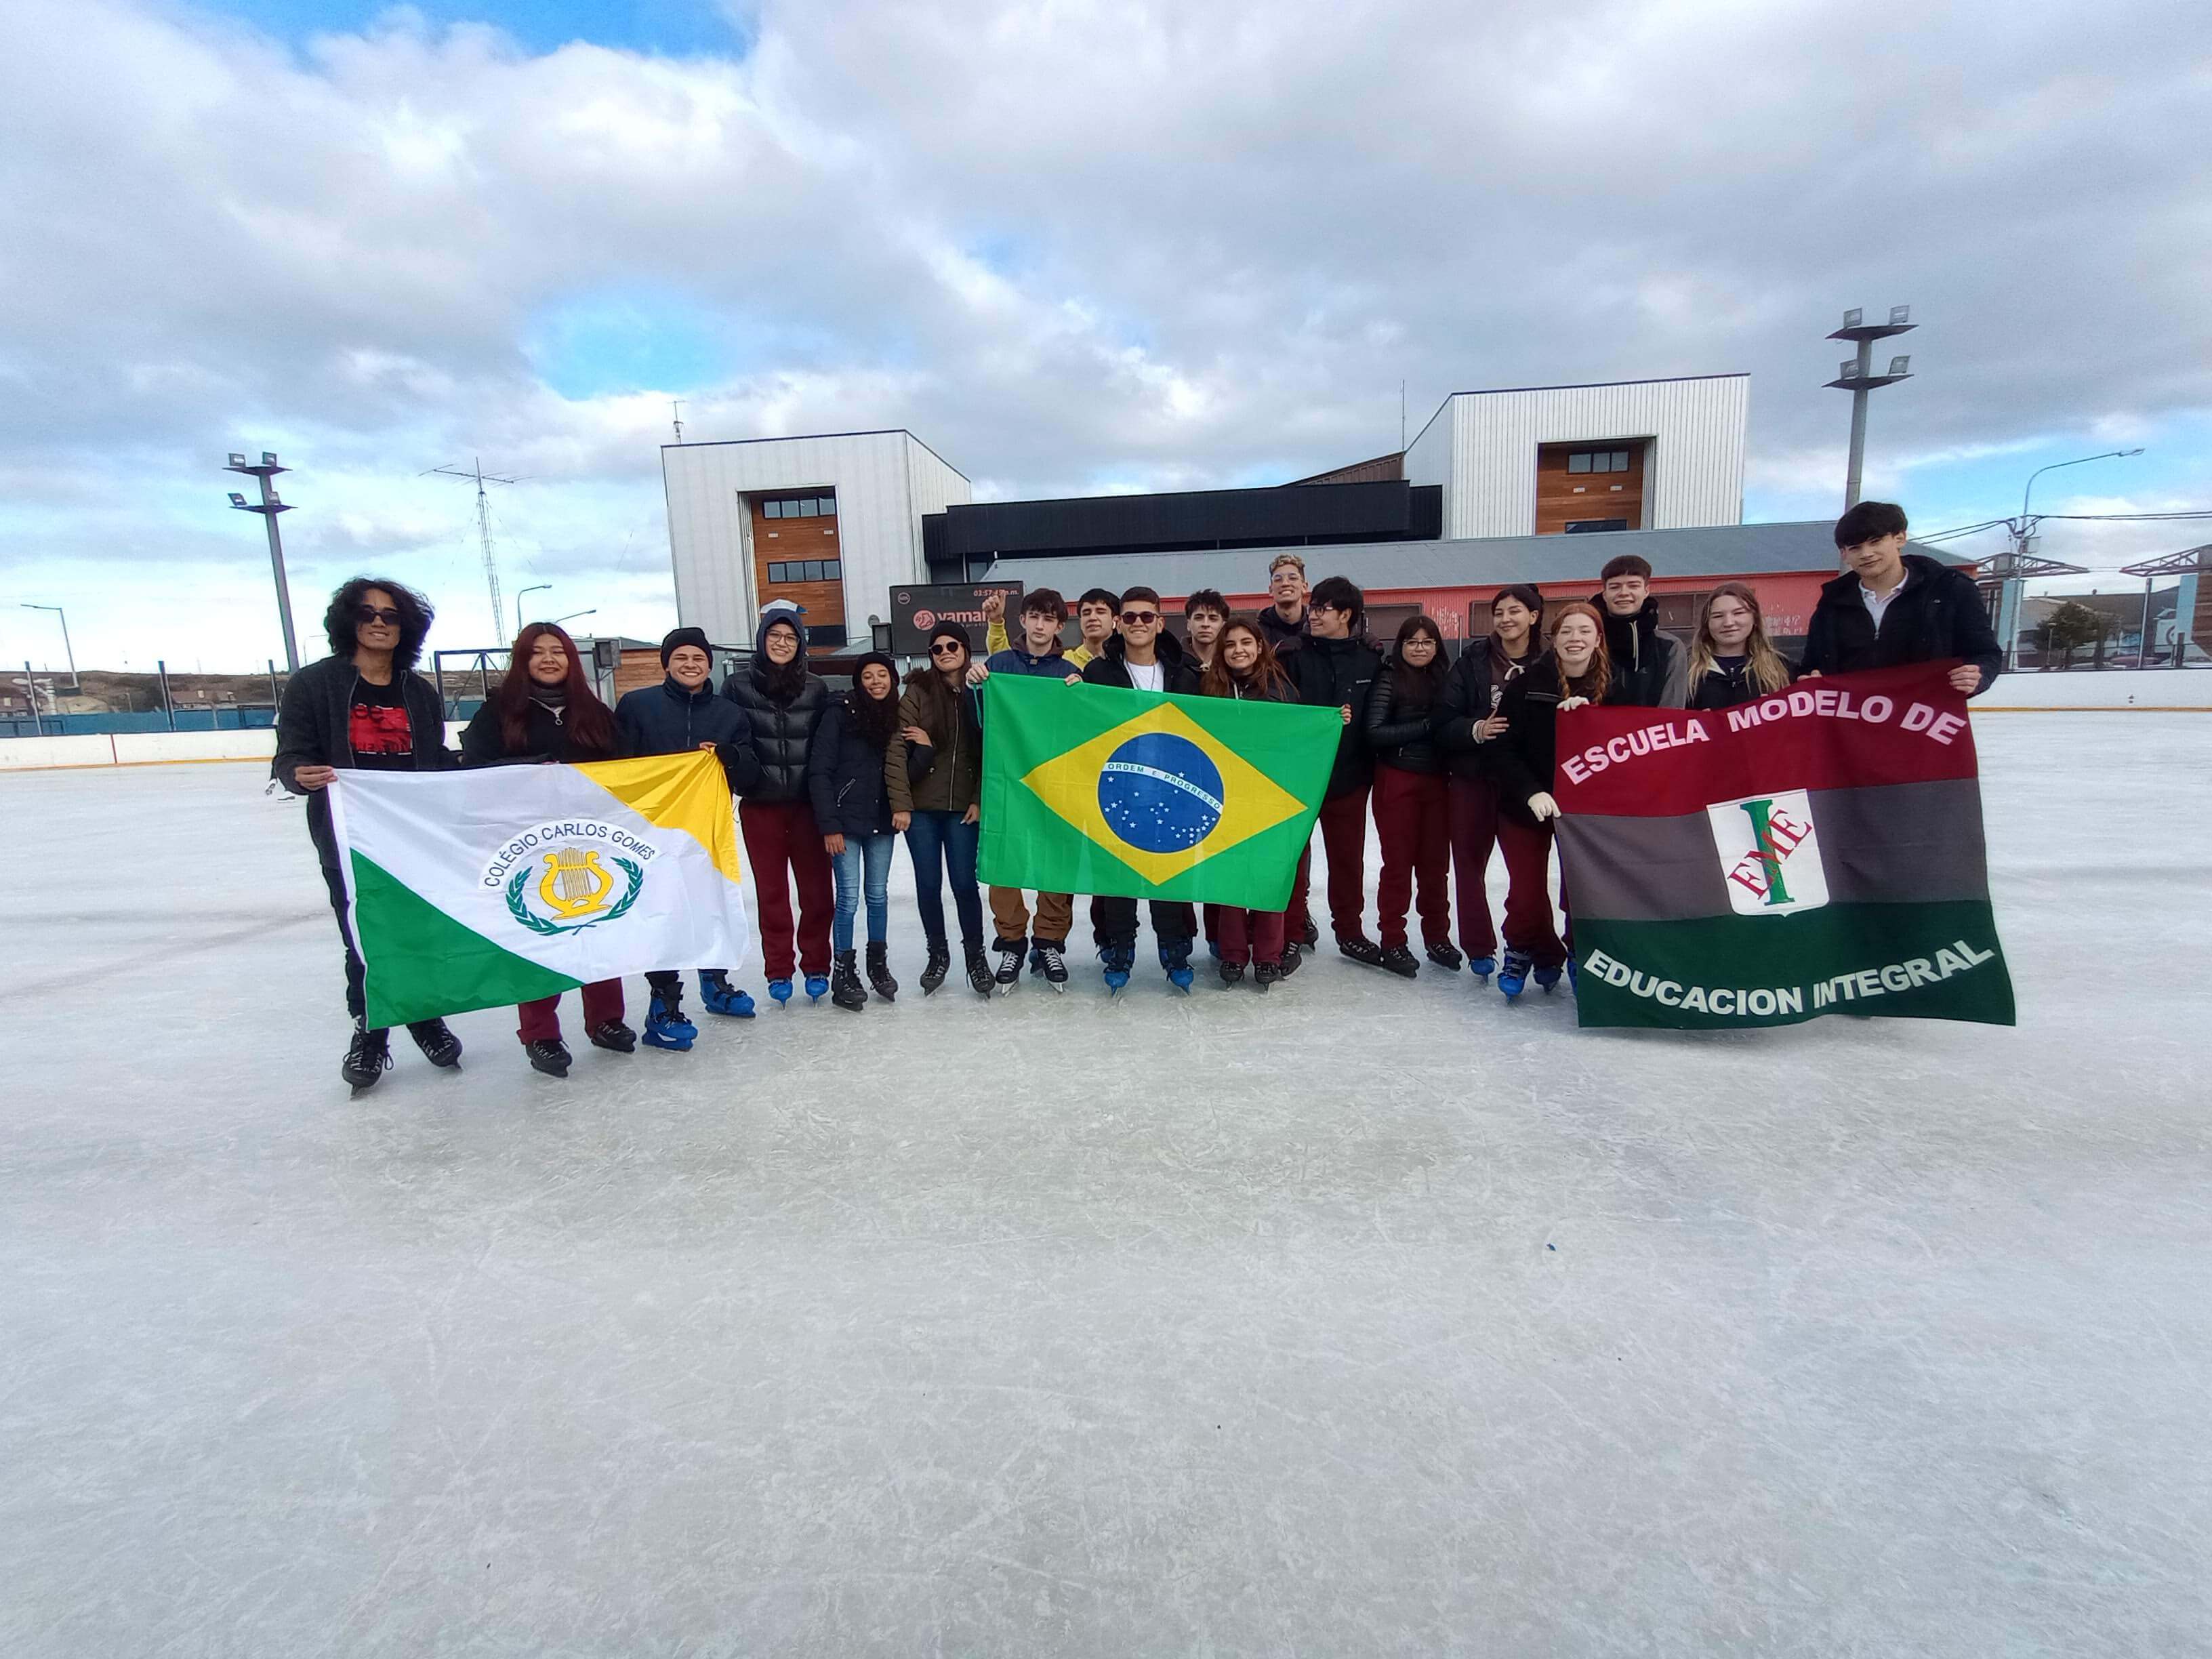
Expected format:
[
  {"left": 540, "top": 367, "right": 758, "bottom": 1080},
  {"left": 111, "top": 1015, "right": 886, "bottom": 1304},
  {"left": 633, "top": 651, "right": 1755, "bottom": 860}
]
[
  {"left": 720, "top": 608, "right": 833, "bottom": 1005},
  {"left": 1363, "top": 615, "right": 1453, "bottom": 981},
  {"left": 1197, "top": 617, "right": 1300, "bottom": 991}
]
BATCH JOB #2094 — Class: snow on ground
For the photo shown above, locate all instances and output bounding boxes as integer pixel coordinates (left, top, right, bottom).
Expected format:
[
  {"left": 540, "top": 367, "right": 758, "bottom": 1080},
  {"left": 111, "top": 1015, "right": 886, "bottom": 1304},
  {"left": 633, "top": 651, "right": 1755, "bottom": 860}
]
[{"left": 2, "top": 713, "right": 2207, "bottom": 1656}]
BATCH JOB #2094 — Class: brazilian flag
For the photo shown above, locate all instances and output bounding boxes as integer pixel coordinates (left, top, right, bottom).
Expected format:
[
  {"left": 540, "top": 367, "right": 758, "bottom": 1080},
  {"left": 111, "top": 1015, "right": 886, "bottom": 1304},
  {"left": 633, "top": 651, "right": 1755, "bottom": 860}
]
[{"left": 977, "top": 675, "right": 1339, "bottom": 907}]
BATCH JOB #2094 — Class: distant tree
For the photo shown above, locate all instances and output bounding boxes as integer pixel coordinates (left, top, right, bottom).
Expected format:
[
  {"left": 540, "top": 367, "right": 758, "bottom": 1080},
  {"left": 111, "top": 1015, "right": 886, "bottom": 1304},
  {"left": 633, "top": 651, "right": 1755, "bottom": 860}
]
[{"left": 2039, "top": 600, "right": 2107, "bottom": 670}]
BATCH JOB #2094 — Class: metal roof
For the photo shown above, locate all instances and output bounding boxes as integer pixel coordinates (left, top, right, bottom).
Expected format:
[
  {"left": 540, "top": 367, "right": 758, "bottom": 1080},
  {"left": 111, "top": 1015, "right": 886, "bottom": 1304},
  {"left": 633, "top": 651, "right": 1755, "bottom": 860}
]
[{"left": 979, "top": 521, "right": 1972, "bottom": 596}]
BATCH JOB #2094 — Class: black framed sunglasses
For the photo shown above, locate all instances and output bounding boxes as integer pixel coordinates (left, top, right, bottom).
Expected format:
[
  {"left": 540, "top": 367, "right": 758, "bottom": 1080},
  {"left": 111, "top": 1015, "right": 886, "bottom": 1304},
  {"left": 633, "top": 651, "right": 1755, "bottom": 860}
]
[
  {"left": 1120, "top": 610, "right": 1160, "bottom": 626},
  {"left": 356, "top": 605, "right": 403, "bottom": 626},
  {"left": 929, "top": 640, "right": 965, "bottom": 657}
]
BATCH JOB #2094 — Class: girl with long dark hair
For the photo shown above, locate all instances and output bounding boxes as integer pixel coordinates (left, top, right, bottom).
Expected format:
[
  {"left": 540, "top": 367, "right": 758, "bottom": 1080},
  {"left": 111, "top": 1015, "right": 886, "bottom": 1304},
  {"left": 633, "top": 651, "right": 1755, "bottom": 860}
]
[
  {"left": 459, "top": 623, "right": 634, "bottom": 1075},
  {"left": 1198, "top": 617, "right": 1299, "bottom": 990},
  {"left": 1433, "top": 585, "right": 1542, "bottom": 983},
  {"left": 1487, "top": 600, "right": 1614, "bottom": 1001},
  {"left": 808, "top": 650, "right": 903, "bottom": 1011},
  {"left": 887, "top": 622, "right": 992, "bottom": 996},
  {"left": 272, "top": 576, "right": 462, "bottom": 1092},
  {"left": 1687, "top": 581, "right": 1796, "bottom": 709},
  {"left": 1364, "top": 614, "right": 1453, "bottom": 979}
]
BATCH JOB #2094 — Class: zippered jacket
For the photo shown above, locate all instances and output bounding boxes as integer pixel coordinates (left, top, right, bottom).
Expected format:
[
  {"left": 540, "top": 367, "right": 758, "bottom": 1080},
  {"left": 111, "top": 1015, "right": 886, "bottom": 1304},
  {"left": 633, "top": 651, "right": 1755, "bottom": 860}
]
[
  {"left": 272, "top": 653, "right": 454, "bottom": 866},
  {"left": 887, "top": 670, "right": 982, "bottom": 815},
  {"left": 806, "top": 695, "right": 896, "bottom": 836}
]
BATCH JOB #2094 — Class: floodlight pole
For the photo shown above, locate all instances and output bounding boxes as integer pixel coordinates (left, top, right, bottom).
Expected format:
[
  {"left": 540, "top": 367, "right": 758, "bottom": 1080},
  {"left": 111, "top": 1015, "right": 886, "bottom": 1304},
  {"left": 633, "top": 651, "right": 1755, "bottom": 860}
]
[
  {"left": 1824, "top": 307, "right": 1917, "bottom": 508},
  {"left": 226, "top": 452, "right": 302, "bottom": 672}
]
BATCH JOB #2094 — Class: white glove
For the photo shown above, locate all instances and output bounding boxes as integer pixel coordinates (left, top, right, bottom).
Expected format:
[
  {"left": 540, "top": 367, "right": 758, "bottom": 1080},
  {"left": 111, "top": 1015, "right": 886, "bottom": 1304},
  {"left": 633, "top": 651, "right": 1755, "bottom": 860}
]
[{"left": 1528, "top": 791, "right": 1560, "bottom": 821}]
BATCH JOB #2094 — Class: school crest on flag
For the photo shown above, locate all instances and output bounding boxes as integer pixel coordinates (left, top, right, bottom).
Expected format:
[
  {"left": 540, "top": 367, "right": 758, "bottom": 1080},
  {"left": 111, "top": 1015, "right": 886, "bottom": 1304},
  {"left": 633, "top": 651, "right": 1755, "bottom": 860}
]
[
  {"left": 978, "top": 676, "right": 1338, "bottom": 907},
  {"left": 328, "top": 750, "right": 749, "bottom": 1027}
]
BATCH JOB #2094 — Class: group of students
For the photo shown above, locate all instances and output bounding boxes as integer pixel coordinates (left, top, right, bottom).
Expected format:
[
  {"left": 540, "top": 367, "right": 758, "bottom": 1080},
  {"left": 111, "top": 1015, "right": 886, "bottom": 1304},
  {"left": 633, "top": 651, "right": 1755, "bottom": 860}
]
[{"left": 274, "top": 498, "right": 2002, "bottom": 1089}]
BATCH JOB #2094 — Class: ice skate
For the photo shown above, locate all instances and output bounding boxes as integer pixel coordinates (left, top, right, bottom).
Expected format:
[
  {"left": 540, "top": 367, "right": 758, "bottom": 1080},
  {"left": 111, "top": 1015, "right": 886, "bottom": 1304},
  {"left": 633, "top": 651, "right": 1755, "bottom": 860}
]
[
  {"left": 525, "top": 1037, "right": 571, "bottom": 1078},
  {"left": 1032, "top": 940, "right": 1069, "bottom": 991},
  {"left": 342, "top": 1019, "right": 391, "bottom": 1092},
  {"left": 698, "top": 972, "right": 756, "bottom": 1017},
  {"left": 830, "top": 951, "right": 868, "bottom": 1012},
  {"left": 865, "top": 941, "right": 898, "bottom": 1002},
  {"left": 920, "top": 939, "right": 951, "bottom": 996},
  {"left": 1498, "top": 949, "right": 1534, "bottom": 1000},
  {"left": 407, "top": 1019, "right": 462, "bottom": 1068}
]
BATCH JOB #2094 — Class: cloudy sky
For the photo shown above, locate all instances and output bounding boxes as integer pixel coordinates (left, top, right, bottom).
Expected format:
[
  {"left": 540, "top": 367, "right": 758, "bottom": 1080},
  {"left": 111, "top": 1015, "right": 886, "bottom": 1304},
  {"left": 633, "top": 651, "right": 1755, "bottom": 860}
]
[{"left": 3, "top": 0, "right": 2207, "bottom": 672}]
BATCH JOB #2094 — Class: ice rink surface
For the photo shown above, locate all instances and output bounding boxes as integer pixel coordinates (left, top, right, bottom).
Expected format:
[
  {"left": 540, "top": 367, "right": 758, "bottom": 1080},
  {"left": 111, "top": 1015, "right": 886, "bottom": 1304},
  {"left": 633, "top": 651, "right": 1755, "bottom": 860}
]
[{"left": 3, "top": 712, "right": 2207, "bottom": 1657}]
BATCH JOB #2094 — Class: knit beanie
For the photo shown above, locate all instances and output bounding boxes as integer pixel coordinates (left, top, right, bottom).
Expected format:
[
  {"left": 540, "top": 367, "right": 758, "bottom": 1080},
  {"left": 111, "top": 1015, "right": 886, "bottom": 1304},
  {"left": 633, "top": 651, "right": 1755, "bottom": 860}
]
[
  {"left": 659, "top": 625, "right": 712, "bottom": 666},
  {"left": 928, "top": 619, "right": 971, "bottom": 653}
]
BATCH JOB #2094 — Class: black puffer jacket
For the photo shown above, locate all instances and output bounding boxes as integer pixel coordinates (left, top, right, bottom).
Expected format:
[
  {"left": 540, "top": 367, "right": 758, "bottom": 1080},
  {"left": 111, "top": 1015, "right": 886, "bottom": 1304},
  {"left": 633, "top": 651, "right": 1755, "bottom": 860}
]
[
  {"left": 1363, "top": 657, "right": 1446, "bottom": 773},
  {"left": 1432, "top": 639, "right": 1536, "bottom": 783},
  {"left": 720, "top": 614, "right": 830, "bottom": 802},
  {"left": 806, "top": 694, "right": 895, "bottom": 837},
  {"left": 614, "top": 676, "right": 757, "bottom": 794},
  {"left": 272, "top": 653, "right": 455, "bottom": 866},
  {"left": 1798, "top": 554, "right": 2003, "bottom": 694},
  {"left": 1688, "top": 656, "right": 1795, "bottom": 711},
  {"left": 1285, "top": 632, "right": 1382, "bottom": 798}
]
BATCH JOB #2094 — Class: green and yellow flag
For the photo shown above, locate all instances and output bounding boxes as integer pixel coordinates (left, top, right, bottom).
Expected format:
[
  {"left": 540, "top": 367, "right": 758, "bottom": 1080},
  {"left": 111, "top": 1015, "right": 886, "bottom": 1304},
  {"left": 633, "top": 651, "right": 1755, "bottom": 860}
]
[{"left": 977, "top": 675, "right": 1338, "bottom": 907}]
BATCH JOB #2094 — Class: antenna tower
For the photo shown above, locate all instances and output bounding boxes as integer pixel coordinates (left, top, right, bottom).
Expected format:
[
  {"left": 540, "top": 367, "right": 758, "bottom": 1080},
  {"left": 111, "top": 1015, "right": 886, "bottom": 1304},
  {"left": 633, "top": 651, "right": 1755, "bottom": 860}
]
[
  {"left": 672, "top": 400, "right": 685, "bottom": 444},
  {"left": 423, "top": 457, "right": 523, "bottom": 641}
]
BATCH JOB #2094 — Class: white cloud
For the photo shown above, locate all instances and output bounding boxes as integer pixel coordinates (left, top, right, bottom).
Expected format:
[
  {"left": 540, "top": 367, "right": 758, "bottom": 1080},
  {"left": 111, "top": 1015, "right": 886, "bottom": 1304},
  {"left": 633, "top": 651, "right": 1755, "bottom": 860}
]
[{"left": 0, "top": 0, "right": 2208, "bottom": 668}]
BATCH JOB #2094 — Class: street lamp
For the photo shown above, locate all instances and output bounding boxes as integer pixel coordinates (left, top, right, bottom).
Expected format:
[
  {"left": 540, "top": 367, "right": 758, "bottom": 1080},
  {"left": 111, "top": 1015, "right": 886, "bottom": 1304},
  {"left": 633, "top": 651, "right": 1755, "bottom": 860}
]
[
  {"left": 516, "top": 583, "right": 552, "bottom": 634},
  {"left": 550, "top": 609, "right": 598, "bottom": 628},
  {"left": 20, "top": 604, "right": 78, "bottom": 689},
  {"left": 2001, "top": 448, "right": 2147, "bottom": 667},
  {"left": 1824, "top": 306, "right": 1916, "bottom": 508},
  {"left": 226, "top": 451, "right": 301, "bottom": 671}
]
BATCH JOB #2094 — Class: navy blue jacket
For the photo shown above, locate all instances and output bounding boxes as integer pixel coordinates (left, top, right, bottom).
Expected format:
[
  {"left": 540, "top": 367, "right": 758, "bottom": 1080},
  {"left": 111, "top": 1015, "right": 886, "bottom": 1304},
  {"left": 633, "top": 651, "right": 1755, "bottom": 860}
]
[
  {"left": 1285, "top": 632, "right": 1382, "bottom": 799},
  {"left": 615, "top": 676, "right": 756, "bottom": 794},
  {"left": 806, "top": 695, "right": 895, "bottom": 837}
]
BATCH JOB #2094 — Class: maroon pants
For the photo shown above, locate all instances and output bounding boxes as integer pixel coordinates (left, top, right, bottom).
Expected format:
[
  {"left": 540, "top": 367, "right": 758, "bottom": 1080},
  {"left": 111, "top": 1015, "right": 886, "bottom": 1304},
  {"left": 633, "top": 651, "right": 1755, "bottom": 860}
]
[
  {"left": 1446, "top": 775, "right": 1501, "bottom": 960},
  {"left": 1288, "top": 787, "right": 1372, "bottom": 943},
  {"left": 1217, "top": 908, "right": 1286, "bottom": 967},
  {"left": 740, "top": 798, "right": 834, "bottom": 980},
  {"left": 517, "top": 979, "right": 623, "bottom": 1044},
  {"left": 1495, "top": 813, "right": 1568, "bottom": 970},
  {"left": 1371, "top": 764, "right": 1450, "bottom": 950}
]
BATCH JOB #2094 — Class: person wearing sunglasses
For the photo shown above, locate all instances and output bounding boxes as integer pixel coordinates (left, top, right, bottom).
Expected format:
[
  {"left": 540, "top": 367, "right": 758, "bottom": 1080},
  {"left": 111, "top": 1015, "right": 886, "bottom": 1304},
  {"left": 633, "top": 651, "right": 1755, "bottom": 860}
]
[
  {"left": 1082, "top": 586, "right": 1200, "bottom": 992},
  {"left": 273, "top": 576, "right": 463, "bottom": 1092},
  {"left": 888, "top": 621, "right": 994, "bottom": 996}
]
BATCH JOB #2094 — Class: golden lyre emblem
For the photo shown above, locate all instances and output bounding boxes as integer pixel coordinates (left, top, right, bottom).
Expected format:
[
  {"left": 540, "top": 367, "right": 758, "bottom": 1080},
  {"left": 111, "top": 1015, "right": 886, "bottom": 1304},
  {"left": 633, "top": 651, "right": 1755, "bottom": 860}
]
[{"left": 537, "top": 848, "right": 614, "bottom": 920}]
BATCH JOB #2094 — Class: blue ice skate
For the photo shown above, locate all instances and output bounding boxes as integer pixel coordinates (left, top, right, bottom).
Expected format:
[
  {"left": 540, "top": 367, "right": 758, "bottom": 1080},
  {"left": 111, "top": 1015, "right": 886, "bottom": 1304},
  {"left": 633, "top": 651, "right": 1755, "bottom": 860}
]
[
  {"left": 1534, "top": 964, "right": 1563, "bottom": 994},
  {"left": 803, "top": 973, "right": 830, "bottom": 1004},
  {"left": 1467, "top": 956, "right": 1496, "bottom": 985},
  {"left": 1100, "top": 943, "right": 1134, "bottom": 997},
  {"left": 697, "top": 971, "right": 756, "bottom": 1018},
  {"left": 1159, "top": 939, "right": 1195, "bottom": 995},
  {"left": 1498, "top": 949, "right": 1534, "bottom": 1001},
  {"left": 642, "top": 984, "right": 697, "bottom": 1051},
  {"left": 766, "top": 978, "right": 794, "bottom": 1008}
]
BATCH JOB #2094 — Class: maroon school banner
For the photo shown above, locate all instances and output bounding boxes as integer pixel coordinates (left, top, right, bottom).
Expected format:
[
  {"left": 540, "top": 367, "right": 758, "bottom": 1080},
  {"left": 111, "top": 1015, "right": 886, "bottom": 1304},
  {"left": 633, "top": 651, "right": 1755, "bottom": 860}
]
[{"left": 1553, "top": 661, "right": 2015, "bottom": 1029}]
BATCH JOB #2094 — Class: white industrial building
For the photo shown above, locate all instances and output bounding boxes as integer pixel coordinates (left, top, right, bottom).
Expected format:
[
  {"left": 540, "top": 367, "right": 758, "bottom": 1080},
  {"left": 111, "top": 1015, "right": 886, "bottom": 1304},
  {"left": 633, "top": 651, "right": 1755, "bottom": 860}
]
[
  {"left": 1404, "top": 375, "right": 1748, "bottom": 539},
  {"left": 660, "top": 377, "right": 1750, "bottom": 649},
  {"left": 661, "top": 430, "right": 970, "bottom": 649}
]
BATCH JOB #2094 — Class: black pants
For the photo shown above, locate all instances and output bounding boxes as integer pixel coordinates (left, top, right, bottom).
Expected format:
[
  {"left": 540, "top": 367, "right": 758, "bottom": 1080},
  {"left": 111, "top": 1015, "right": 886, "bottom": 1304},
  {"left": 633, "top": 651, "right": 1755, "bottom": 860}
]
[
  {"left": 320, "top": 862, "right": 367, "bottom": 1022},
  {"left": 1092, "top": 897, "right": 1197, "bottom": 950}
]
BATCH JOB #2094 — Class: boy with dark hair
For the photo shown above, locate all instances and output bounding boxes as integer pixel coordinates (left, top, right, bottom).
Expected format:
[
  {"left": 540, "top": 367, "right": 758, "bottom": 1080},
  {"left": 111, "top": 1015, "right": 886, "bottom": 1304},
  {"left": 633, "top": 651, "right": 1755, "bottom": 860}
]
[
  {"left": 1175, "top": 588, "right": 1230, "bottom": 693},
  {"left": 973, "top": 588, "right": 1078, "bottom": 989},
  {"left": 1082, "top": 586, "right": 1199, "bottom": 991},
  {"left": 1801, "top": 502, "right": 2001, "bottom": 694},
  {"left": 1589, "top": 552, "right": 1688, "bottom": 708},
  {"left": 1284, "top": 575, "right": 1385, "bottom": 965},
  {"left": 1067, "top": 588, "right": 1121, "bottom": 670}
]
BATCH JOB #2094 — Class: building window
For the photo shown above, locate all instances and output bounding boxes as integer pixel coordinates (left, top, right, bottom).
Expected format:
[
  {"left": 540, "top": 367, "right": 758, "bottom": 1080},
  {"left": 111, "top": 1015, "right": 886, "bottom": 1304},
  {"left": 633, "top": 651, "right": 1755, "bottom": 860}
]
[
  {"left": 809, "top": 623, "right": 848, "bottom": 648},
  {"left": 765, "top": 559, "right": 844, "bottom": 585},
  {"left": 1566, "top": 449, "right": 1631, "bottom": 474},
  {"left": 1563, "top": 518, "right": 1631, "bottom": 534},
  {"left": 759, "top": 490, "right": 838, "bottom": 520}
]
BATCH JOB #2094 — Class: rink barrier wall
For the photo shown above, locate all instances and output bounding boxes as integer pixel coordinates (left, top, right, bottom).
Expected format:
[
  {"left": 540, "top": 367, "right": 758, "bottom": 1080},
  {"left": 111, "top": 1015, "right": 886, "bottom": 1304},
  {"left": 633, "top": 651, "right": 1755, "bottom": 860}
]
[{"left": 0, "top": 723, "right": 471, "bottom": 773}]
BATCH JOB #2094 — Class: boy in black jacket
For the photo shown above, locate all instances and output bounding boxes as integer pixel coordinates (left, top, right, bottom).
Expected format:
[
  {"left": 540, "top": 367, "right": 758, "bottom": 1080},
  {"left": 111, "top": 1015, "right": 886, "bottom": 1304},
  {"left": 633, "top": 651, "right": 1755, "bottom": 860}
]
[
  {"left": 1284, "top": 576, "right": 1385, "bottom": 966},
  {"left": 1799, "top": 501, "right": 2002, "bottom": 695}
]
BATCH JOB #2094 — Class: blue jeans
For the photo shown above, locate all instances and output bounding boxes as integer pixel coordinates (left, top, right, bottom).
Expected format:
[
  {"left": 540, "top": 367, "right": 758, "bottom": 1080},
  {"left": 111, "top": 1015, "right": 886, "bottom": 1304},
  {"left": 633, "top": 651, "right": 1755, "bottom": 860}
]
[
  {"left": 903, "top": 810, "right": 983, "bottom": 947},
  {"left": 831, "top": 831, "right": 896, "bottom": 952}
]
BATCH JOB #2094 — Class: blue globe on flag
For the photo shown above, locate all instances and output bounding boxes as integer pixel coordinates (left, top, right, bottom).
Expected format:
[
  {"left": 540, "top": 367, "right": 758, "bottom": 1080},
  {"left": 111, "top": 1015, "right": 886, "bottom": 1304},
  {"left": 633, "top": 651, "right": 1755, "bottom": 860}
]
[{"left": 1097, "top": 733, "right": 1225, "bottom": 854}]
